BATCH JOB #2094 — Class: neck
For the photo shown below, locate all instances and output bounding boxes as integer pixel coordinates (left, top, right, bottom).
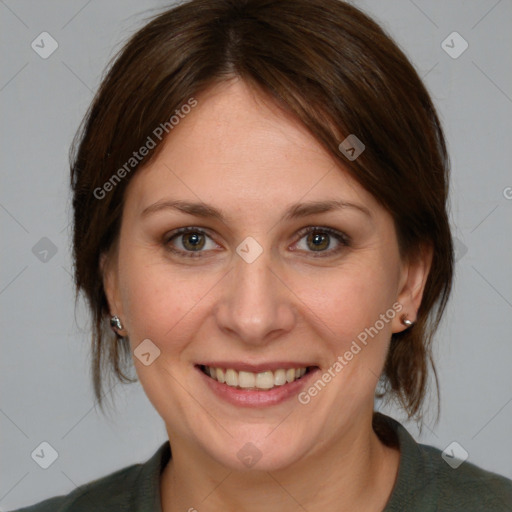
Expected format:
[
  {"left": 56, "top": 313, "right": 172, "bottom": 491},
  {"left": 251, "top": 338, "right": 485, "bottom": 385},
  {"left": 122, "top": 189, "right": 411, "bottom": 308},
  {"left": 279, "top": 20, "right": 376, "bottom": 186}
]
[{"left": 160, "top": 414, "right": 399, "bottom": 512}]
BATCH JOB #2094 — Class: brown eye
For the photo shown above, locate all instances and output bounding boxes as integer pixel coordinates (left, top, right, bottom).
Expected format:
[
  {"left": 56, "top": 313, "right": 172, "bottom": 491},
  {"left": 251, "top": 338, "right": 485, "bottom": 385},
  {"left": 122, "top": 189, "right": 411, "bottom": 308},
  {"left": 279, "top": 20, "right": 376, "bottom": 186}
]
[
  {"left": 306, "top": 231, "right": 330, "bottom": 251},
  {"left": 164, "top": 228, "right": 217, "bottom": 258},
  {"left": 294, "top": 227, "right": 350, "bottom": 257},
  {"left": 181, "top": 232, "right": 206, "bottom": 251}
]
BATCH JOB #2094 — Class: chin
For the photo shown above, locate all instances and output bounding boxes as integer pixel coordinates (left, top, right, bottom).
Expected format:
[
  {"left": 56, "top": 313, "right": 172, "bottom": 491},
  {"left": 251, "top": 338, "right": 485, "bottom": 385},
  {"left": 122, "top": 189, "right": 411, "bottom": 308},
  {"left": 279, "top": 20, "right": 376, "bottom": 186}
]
[{"left": 198, "top": 425, "right": 314, "bottom": 472}]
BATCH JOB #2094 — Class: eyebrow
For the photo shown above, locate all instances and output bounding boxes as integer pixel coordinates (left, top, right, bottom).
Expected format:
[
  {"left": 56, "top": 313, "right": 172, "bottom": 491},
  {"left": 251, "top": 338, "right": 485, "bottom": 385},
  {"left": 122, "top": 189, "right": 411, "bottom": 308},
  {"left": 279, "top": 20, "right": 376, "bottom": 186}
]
[{"left": 141, "top": 198, "right": 372, "bottom": 222}]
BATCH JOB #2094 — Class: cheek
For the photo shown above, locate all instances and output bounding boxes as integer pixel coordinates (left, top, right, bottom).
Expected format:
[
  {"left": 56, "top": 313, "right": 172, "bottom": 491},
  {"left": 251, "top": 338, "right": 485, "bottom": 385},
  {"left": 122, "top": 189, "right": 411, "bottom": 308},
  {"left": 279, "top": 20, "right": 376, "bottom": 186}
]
[
  {"left": 118, "top": 255, "right": 200, "bottom": 345},
  {"left": 302, "top": 261, "right": 398, "bottom": 351}
]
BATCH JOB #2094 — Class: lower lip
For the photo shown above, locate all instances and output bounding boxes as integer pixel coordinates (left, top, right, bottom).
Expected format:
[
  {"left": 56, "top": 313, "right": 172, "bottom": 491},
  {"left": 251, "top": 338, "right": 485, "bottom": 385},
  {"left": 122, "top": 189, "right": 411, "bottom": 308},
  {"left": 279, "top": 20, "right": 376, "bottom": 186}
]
[{"left": 197, "top": 366, "right": 319, "bottom": 407}]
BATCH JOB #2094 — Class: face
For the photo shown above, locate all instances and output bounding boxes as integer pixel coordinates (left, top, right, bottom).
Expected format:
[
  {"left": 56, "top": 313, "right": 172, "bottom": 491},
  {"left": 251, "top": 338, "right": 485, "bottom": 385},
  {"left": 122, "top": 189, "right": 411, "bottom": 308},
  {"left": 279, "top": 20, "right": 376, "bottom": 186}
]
[{"left": 103, "top": 79, "right": 430, "bottom": 472}]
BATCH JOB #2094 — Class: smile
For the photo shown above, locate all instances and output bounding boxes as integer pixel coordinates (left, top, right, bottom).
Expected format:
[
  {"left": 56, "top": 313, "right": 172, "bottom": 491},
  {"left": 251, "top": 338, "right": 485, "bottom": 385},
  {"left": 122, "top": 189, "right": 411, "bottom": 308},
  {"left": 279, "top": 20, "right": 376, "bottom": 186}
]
[{"left": 200, "top": 365, "right": 309, "bottom": 390}]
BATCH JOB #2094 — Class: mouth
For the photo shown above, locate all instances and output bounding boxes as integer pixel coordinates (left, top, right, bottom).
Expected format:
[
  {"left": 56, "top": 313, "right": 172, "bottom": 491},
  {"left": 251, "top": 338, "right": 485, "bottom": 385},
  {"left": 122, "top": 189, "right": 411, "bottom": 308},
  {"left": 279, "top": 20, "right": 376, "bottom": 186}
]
[
  {"left": 199, "top": 364, "right": 314, "bottom": 390},
  {"left": 195, "top": 363, "right": 320, "bottom": 407}
]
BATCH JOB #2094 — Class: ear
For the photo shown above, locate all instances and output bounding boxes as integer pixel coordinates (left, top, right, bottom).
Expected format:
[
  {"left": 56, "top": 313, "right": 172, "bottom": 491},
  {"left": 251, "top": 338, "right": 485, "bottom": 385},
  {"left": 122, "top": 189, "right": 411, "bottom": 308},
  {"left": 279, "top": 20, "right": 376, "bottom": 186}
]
[
  {"left": 392, "top": 243, "right": 433, "bottom": 333},
  {"left": 100, "top": 249, "right": 127, "bottom": 337}
]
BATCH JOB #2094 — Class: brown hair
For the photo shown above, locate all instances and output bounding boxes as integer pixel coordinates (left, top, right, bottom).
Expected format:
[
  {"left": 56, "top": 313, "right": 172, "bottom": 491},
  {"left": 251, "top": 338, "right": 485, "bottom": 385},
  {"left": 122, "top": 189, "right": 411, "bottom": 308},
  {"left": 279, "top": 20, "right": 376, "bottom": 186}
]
[{"left": 71, "top": 0, "right": 453, "bottom": 420}]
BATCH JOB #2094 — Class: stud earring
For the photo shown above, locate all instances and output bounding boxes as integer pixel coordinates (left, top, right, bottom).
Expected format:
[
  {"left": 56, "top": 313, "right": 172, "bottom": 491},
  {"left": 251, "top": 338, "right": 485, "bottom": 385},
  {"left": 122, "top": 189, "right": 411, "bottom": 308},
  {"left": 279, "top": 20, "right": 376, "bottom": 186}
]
[
  {"left": 110, "top": 315, "right": 123, "bottom": 331},
  {"left": 401, "top": 315, "right": 413, "bottom": 328}
]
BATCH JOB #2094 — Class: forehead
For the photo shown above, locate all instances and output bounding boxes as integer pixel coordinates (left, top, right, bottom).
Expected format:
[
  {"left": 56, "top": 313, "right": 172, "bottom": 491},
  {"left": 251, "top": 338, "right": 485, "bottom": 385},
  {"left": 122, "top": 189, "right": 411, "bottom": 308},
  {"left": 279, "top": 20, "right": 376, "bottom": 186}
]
[{"left": 123, "top": 79, "right": 380, "bottom": 219}]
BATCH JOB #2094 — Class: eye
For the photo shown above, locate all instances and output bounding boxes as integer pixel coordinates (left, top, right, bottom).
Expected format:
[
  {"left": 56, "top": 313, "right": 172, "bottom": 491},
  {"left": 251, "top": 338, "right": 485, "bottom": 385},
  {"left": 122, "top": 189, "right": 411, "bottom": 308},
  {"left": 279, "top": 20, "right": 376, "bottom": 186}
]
[
  {"left": 292, "top": 226, "right": 350, "bottom": 256},
  {"left": 164, "top": 226, "right": 350, "bottom": 259},
  {"left": 164, "top": 228, "right": 218, "bottom": 258}
]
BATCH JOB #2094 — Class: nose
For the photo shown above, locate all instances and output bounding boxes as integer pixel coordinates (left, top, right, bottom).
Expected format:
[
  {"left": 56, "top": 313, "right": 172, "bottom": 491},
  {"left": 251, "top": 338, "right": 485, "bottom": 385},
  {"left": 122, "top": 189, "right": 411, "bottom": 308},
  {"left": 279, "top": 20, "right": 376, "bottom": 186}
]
[{"left": 213, "top": 246, "right": 297, "bottom": 346}]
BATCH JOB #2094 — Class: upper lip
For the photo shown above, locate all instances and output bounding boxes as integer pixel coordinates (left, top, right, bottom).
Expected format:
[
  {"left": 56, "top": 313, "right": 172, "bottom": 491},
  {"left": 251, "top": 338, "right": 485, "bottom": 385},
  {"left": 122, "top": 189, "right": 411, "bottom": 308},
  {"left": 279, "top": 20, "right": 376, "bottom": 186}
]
[{"left": 197, "top": 362, "right": 318, "bottom": 373}]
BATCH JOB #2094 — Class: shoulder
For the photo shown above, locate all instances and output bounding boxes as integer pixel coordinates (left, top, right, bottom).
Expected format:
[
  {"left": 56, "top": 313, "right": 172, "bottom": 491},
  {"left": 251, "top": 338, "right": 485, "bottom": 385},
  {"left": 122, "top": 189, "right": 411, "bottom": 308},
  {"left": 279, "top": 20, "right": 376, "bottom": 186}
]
[
  {"left": 8, "top": 462, "right": 144, "bottom": 512},
  {"left": 375, "top": 413, "right": 512, "bottom": 511},
  {"left": 7, "top": 441, "right": 170, "bottom": 512},
  {"left": 418, "top": 442, "right": 512, "bottom": 511}
]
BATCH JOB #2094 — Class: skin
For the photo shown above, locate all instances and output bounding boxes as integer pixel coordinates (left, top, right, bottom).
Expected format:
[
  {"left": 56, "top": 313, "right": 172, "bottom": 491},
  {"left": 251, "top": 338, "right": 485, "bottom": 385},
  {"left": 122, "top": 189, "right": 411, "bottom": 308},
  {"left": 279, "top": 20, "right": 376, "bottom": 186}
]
[{"left": 102, "top": 78, "right": 432, "bottom": 512}]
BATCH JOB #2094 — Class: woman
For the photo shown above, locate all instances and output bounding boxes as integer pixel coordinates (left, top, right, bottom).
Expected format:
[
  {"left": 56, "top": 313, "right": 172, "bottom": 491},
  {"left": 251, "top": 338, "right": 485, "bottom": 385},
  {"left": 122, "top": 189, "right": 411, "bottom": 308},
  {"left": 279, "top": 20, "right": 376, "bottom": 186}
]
[{"left": 11, "top": 0, "right": 512, "bottom": 511}]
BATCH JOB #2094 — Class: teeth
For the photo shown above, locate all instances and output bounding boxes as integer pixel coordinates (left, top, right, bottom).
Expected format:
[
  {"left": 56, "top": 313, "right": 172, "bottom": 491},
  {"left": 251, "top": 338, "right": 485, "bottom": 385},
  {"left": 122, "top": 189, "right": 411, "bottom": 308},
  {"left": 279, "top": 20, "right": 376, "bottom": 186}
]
[
  {"left": 216, "top": 368, "right": 225, "bottom": 383},
  {"left": 203, "top": 366, "right": 309, "bottom": 390},
  {"left": 225, "top": 369, "right": 238, "bottom": 387},
  {"left": 238, "top": 371, "right": 255, "bottom": 389},
  {"left": 256, "top": 371, "right": 274, "bottom": 389},
  {"left": 274, "top": 369, "right": 286, "bottom": 386}
]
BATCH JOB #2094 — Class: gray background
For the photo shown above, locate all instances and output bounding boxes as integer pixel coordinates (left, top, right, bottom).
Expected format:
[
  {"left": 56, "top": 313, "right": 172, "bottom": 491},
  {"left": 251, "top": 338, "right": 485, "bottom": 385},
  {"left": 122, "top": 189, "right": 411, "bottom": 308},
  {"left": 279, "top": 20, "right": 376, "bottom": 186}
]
[{"left": 1, "top": 0, "right": 511, "bottom": 509}]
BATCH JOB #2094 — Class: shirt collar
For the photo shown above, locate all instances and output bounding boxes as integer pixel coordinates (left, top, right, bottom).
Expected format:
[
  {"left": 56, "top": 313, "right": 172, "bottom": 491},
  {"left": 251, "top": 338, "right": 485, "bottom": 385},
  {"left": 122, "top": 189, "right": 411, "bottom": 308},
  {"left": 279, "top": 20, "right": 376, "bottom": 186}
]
[{"left": 376, "top": 413, "right": 439, "bottom": 511}]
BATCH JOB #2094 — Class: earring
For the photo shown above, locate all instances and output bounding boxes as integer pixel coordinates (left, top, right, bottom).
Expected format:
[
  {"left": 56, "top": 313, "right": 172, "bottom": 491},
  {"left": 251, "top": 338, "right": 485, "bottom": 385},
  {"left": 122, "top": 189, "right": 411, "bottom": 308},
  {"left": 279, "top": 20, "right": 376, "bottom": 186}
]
[
  {"left": 401, "top": 315, "right": 413, "bottom": 328},
  {"left": 110, "top": 315, "right": 123, "bottom": 331}
]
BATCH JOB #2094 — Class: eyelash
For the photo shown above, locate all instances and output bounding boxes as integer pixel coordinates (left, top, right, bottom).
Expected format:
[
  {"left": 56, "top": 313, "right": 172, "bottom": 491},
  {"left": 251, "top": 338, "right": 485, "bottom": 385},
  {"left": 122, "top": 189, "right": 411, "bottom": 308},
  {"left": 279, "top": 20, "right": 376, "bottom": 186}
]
[{"left": 163, "top": 226, "right": 350, "bottom": 259}]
